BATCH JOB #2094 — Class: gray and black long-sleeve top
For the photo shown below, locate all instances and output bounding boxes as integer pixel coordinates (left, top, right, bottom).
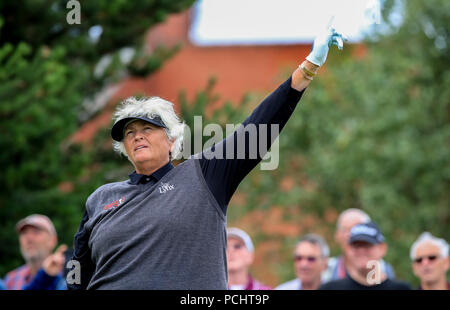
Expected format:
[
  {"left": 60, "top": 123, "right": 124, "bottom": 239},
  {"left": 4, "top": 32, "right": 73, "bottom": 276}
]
[{"left": 68, "top": 77, "right": 305, "bottom": 290}]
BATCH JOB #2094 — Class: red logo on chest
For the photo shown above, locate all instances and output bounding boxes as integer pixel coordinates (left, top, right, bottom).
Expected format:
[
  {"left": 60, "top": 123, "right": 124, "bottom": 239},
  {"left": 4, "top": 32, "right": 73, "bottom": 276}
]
[{"left": 104, "top": 197, "right": 125, "bottom": 210}]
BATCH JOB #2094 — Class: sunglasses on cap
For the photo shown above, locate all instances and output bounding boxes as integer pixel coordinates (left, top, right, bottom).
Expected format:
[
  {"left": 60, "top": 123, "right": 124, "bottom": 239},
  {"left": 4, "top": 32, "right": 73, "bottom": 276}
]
[
  {"left": 413, "top": 255, "right": 438, "bottom": 264},
  {"left": 294, "top": 255, "right": 319, "bottom": 263}
]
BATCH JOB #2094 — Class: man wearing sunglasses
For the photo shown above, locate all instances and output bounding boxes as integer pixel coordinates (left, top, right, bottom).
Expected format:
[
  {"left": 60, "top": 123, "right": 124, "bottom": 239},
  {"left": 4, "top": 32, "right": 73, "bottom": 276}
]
[
  {"left": 410, "top": 232, "right": 449, "bottom": 290},
  {"left": 320, "top": 222, "right": 411, "bottom": 290},
  {"left": 276, "top": 234, "right": 329, "bottom": 290}
]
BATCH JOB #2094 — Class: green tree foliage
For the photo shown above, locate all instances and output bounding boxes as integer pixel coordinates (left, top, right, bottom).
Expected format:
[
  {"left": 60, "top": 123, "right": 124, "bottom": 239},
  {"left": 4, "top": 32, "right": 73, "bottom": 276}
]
[
  {"left": 178, "top": 76, "right": 253, "bottom": 156},
  {"left": 0, "top": 0, "right": 195, "bottom": 276}
]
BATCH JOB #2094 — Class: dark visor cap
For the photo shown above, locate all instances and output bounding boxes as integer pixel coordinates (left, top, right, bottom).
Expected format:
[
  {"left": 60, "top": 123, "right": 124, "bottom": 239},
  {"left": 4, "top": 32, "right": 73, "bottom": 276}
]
[{"left": 111, "top": 116, "right": 167, "bottom": 141}]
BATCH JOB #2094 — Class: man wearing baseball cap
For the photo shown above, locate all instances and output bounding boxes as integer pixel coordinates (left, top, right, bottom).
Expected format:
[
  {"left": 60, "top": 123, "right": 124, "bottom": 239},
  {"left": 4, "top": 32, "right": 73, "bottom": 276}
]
[
  {"left": 3, "top": 214, "right": 67, "bottom": 290},
  {"left": 226, "top": 227, "right": 271, "bottom": 290},
  {"left": 320, "top": 221, "right": 411, "bottom": 290}
]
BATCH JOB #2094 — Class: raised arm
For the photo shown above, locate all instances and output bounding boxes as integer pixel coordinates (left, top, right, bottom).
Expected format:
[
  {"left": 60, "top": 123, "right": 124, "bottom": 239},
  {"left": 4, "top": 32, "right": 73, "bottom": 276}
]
[{"left": 197, "top": 26, "right": 346, "bottom": 214}]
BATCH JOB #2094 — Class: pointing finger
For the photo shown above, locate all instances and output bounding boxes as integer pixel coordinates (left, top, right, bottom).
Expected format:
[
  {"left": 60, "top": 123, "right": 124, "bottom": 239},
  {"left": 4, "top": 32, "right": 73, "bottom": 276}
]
[
  {"left": 55, "top": 244, "right": 68, "bottom": 255},
  {"left": 335, "top": 36, "right": 344, "bottom": 50}
]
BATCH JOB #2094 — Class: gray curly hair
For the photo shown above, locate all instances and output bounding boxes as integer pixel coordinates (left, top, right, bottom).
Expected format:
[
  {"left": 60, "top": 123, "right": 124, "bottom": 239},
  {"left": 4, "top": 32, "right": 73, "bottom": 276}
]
[
  {"left": 112, "top": 96, "right": 185, "bottom": 160},
  {"left": 296, "top": 233, "right": 330, "bottom": 258},
  {"left": 410, "top": 232, "right": 449, "bottom": 260}
]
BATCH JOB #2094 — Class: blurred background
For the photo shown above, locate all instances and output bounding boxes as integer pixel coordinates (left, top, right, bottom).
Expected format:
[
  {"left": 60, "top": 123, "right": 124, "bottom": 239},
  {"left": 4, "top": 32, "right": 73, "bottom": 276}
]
[{"left": 0, "top": 0, "right": 448, "bottom": 287}]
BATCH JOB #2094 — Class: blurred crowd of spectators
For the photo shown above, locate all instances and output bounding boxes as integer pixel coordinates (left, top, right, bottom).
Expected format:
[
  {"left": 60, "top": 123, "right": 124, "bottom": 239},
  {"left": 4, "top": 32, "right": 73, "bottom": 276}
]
[{"left": 1, "top": 209, "right": 448, "bottom": 290}]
